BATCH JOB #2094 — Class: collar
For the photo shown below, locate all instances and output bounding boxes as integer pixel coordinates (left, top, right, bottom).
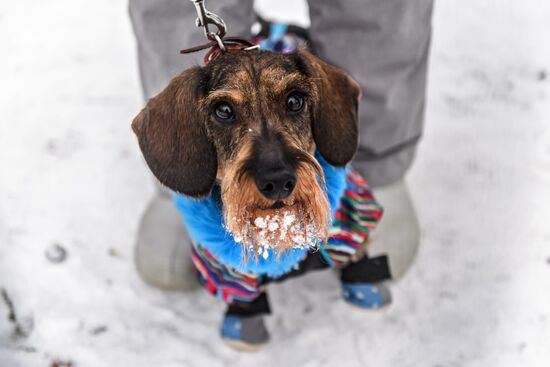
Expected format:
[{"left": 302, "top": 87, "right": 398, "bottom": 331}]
[{"left": 180, "top": 36, "right": 259, "bottom": 65}]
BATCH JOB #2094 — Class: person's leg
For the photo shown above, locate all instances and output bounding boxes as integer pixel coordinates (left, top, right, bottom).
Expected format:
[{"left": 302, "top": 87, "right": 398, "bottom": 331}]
[
  {"left": 308, "top": 0, "right": 433, "bottom": 186},
  {"left": 129, "top": 0, "right": 256, "bottom": 100},
  {"left": 308, "top": 0, "right": 433, "bottom": 279},
  {"left": 129, "top": 0, "right": 254, "bottom": 288}
]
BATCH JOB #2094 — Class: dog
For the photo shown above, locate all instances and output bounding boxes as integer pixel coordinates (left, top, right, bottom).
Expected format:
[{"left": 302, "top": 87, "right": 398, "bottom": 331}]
[{"left": 132, "top": 47, "right": 390, "bottom": 350}]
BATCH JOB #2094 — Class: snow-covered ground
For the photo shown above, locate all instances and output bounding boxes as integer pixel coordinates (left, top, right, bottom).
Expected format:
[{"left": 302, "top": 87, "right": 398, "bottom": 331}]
[{"left": 1, "top": 0, "right": 549, "bottom": 366}]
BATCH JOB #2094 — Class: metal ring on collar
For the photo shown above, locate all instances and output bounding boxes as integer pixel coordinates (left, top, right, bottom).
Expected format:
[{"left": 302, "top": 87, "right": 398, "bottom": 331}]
[{"left": 211, "top": 33, "right": 226, "bottom": 52}]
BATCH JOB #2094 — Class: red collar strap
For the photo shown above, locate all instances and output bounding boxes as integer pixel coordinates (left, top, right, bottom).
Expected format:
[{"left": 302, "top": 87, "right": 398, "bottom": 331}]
[{"left": 180, "top": 36, "right": 258, "bottom": 65}]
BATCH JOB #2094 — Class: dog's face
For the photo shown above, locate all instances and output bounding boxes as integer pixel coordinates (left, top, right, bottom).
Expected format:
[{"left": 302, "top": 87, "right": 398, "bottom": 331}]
[{"left": 132, "top": 49, "right": 360, "bottom": 255}]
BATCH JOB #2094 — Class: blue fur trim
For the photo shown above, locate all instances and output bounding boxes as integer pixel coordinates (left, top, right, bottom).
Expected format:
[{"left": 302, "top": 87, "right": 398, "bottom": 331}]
[{"left": 172, "top": 151, "right": 347, "bottom": 277}]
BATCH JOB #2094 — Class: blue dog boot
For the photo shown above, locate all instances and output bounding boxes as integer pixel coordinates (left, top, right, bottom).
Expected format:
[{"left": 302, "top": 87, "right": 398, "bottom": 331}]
[
  {"left": 342, "top": 282, "right": 392, "bottom": 310},
  {"left": 221, "top": 315, "right": 270, "bottom": 351}
]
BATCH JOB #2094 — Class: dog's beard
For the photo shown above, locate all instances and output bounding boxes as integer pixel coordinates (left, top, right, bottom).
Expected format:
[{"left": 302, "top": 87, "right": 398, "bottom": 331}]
[{"left": 221, "top": 159, "right": 330, "bottom": 260}]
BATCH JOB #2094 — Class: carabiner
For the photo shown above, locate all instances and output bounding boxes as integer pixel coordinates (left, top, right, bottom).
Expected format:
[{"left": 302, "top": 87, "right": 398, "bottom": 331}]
[{"left": 189, "top": 0, "right": 227, "bottom": 41}]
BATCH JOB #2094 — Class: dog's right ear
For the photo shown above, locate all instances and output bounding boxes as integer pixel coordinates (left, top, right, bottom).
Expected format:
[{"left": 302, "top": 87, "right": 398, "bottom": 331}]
[
  {"left": 132, "top": 67, "right": 217, "bottom": 197},
  {"left": 296, "top": 49, "right": 360, "bottom": 167}
]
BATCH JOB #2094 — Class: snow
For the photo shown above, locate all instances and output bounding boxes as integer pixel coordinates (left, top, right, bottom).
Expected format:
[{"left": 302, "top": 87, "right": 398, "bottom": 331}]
[
  {"left": 254, "top": 217, "right": 267, "bottom": 229},
  {"left": 243, "top": 210, "right": 318, "bottom": 259},
  {"left": 1, "top": 0, "right": 550, "bottom": 366}
]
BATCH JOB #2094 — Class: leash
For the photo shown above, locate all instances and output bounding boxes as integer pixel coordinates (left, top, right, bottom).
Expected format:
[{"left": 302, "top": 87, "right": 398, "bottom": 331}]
[{"left": 183, "top": 0, "right": 259, "bottom": 64}]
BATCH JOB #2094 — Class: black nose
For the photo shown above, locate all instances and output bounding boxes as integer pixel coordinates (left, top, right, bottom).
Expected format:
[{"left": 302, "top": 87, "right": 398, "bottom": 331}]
[{"left": 255, "top": 170, "right": 297, "bottom": 200}]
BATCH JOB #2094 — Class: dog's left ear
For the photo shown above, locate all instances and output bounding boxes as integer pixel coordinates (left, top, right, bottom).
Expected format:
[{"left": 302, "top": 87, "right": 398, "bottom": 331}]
[
  {"left": 296, "top": 49, "right": 361, "bottom": 167},
  {"left": 132, "top": 67, "right": 217, "bottom": 197}
]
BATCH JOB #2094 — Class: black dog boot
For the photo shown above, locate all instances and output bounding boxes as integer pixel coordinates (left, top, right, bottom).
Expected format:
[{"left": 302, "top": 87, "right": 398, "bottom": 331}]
[
  {"left": 340, "top": 254, "right": 393, "bottom": 310},
  {"left": 221, "top": 293, "right": 271, "bottom": 351},
  {"left": 220, "top": 314, "right": 270, "bottom": 351}
]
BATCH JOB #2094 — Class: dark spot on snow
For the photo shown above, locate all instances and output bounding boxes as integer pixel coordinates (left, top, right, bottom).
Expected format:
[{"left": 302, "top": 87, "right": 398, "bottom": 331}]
[
  {"left": 108, "top": 247, "right": 121, "bottom": 258},
  {"left": 517, "top": 342, "right": 527, "bottom": 352},
  {"left": 161, "top": 323, "right": 182, "bottom": 338},
  {"left": 445, "top": 95, "right": 473, "bottom": 117},
  {"left": 91, "top": 325, "right": 108, "bottom": 335},
  {"left": 1, "top": 288, "right": 17, "bottom": 323},
  {"left": 1, "top": 288, "right": 34, "bottom": 339},
  {"left": 44, "top": 131, "right": 84, "bottom": 158},
  {"left": 546, "top": 257, "right": 550, "bottom": 265},
  {"left": 73, "top": 53, "right": 87, "bottom": 64},
  {"left": 494, "top": 274, "right": 511, "bottom": 284},
  {"left": 17, "top": 345, "right": 37, "bottom": 353},
  {"left": 441, "top": 235, "right": 457, "bottom": 247},
  {"left": 466, "top": 160, "right": 480, "bottom": 174},
  {"left": 538, "top": 70, "right": 547, "bottom": 81},
  {"left": 51, "top": 360, "right": 74, "bottom": 367},
  {"left": 46, "top": 140, "right": 57, "bottom": 154},
  {"left": 45, "top": 243, "right": 67, "bottom": 264},
  {"left": 504, "top": 80, "right": 515, "bottom": 92},
  {"left": 439, "top": 291, "right": 458, "bottom": 300}
]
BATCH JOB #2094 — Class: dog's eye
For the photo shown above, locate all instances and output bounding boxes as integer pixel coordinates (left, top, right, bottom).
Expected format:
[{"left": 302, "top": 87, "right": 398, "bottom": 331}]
[
  {"left": 286, "top": 93, "right": 304, "bottom": 113},
  {"left": 214, "top": 102, "right": 235, "bottom": 122}
]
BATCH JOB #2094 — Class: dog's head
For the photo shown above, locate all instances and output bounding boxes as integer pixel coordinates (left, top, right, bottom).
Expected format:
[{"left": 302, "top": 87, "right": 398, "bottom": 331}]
[{"left": 132, "top": 49, "right": 360, "bottom": 255}]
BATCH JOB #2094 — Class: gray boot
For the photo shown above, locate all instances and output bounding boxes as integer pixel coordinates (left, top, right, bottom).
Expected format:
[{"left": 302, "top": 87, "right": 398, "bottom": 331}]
[
  {"left": 134, "top": 190, "right": 198, "bottom": 290},
  {"left": 369, "top": 179, "right": 420, "bottom": 281}
]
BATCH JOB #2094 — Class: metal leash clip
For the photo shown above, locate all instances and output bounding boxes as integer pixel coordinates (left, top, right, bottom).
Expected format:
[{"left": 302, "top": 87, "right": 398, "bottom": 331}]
[{"left": 189, "top": 0, "right": 227, "bottom": 51}]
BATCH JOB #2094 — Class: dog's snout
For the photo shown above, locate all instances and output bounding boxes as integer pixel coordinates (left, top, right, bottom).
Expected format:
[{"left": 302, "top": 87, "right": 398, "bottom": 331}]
[
  {"left": 255, "top": 170, "right": 296, "bottom": 200},
  {"left": 249, "top": 128, "right": 298, "bottom": 200}
]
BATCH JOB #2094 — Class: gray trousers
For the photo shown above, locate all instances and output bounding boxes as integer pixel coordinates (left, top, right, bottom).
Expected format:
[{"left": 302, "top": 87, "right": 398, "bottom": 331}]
[{"left": 129, "top": 0, "right": 433, "bottom": 187}]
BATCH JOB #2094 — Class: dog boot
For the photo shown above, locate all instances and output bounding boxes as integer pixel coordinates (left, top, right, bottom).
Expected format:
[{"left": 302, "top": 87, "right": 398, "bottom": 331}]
[
  {"left": 369, "top": 179, "right": 420, "bottom": 280},
  {"left": 342, "top": 282, "right": 392, "bottom": 310},
  {"left": 221, "top": 314, "right": 270, "bottom": 351},
  {"left": 134, "top": 192, "right": 198, "bottom": 290}
]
